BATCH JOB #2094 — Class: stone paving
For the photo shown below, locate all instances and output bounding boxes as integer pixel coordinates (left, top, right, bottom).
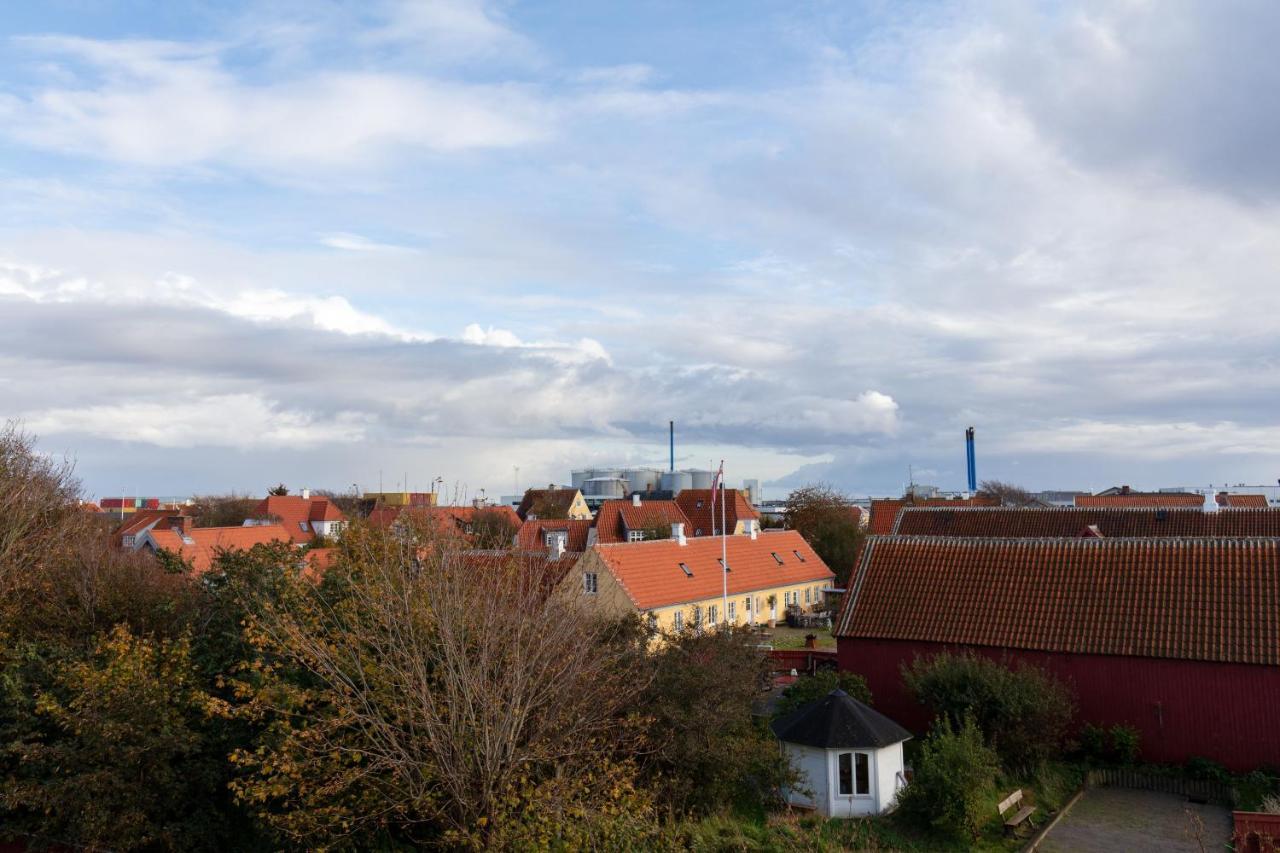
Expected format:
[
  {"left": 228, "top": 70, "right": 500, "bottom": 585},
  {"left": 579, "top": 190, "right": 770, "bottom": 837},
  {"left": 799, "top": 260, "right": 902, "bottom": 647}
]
[{"left": 1038, "top": 787, "right": 1231, "bottom": 853}]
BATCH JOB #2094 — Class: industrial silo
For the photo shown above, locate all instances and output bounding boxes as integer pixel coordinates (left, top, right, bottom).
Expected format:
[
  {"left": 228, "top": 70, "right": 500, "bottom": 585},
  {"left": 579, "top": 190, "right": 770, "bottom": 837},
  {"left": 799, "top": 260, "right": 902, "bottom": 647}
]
[
  {"left": 688, "top": 469, "right": 716, "bottom": 490},
  {"left": 662, "top": 470, "right": 693, "bottom": 493}
]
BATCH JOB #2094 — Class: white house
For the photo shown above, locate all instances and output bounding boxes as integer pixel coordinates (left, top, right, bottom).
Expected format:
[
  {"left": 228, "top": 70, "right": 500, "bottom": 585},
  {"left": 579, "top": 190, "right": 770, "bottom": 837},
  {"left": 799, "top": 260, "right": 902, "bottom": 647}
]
[{"left": 770, "top": 689, "right": 911, "bottom": 817}]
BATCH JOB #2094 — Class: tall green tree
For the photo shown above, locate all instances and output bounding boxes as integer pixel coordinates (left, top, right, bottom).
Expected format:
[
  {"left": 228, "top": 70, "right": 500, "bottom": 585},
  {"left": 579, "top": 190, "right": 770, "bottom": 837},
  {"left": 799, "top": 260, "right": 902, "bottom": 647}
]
[{"left": 783, "top": 484, "right": 865, "bottom": 586}]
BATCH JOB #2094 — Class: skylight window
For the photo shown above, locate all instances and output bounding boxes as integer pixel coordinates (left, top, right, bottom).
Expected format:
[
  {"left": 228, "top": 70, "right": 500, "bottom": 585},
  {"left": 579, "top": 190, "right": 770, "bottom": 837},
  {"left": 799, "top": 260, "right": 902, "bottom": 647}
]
[
  {"left": 771, "top": 551, "right": 784, "bottom": 565},
  {"left": 793, "top": 550, "right": 806, "bottom": 562},
  {"left": 718, "top": 557, "right": 731, "bottom": 572},
  {"left": 678, "top": 561, "right": 693, "bottom": 577}
]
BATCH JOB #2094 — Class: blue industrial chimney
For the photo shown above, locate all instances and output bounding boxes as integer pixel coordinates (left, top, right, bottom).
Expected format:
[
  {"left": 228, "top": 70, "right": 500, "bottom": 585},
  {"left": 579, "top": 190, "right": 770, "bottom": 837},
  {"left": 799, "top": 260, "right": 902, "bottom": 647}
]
[
  {"left": 669, "top": 420, "right": 675, "bottom": 472},
  {"left": 965, "top": 427, "right": 977, "bottom": 493}
]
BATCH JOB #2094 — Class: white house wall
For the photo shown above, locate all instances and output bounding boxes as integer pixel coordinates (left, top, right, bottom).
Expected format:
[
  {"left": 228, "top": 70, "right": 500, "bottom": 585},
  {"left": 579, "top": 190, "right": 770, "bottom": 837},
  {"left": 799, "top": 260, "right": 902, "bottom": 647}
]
[
  {"left": 875, "top": 742, "right": 905, "bottom": 813},
  {"left": 780, "top": 743, "right": 826, "bottom": 813}
]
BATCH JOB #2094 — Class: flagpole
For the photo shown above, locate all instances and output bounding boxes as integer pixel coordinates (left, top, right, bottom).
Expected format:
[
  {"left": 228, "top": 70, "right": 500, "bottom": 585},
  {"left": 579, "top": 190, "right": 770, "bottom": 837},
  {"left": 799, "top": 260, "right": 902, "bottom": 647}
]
[{"left": 720, "top": 460, "right": 727, "bottom": 628}]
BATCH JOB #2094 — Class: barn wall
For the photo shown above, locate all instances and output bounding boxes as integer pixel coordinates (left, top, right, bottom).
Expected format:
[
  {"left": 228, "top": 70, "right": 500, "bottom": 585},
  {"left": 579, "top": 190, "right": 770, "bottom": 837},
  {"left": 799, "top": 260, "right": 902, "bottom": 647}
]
[{"left": 838, "top": 637, "right": 1280, "bottom": 772}]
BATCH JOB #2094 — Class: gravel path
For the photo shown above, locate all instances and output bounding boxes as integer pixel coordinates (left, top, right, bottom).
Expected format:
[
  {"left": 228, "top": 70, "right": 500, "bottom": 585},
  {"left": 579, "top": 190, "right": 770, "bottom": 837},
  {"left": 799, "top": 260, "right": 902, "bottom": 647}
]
[{"left": 1038, "top": 787, "right": 1230, "bottom": 853}]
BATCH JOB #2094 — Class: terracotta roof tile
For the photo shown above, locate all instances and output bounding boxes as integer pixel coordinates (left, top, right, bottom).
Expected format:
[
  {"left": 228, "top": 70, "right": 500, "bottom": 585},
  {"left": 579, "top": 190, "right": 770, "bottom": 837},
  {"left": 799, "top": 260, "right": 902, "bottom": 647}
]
[
  {"left": 674, "top": 489, "right": 760, "bottom": 538},
  {"left": 592, "top": 530, "right": 834, "bottom": 611},
  {"left": 868, "top": 496, "right": 998, "bottom": 535},
  {"left": 1219, "top": 493, "right": 1269, "bottom": 508},
  {"left": 891, "top": 506, "right": 1280, "bottom": 537},
  {"left": 516, "top": 518, "right": 593, "bottom": 552},
  {"left": 145, "top": 524, "right": 291, "bottom": 575},
  {"left": 593, "top": 499, "right": 692, "bottom": 544},
  {"left": 253, "top": 495, "right": 347, "bottom": 544},
  {"left": 835, "top": 536, "right": 1280, "bottom": 666},
  {"left": 1075, "top": 493, "right": 1204, "bottom": 508}
]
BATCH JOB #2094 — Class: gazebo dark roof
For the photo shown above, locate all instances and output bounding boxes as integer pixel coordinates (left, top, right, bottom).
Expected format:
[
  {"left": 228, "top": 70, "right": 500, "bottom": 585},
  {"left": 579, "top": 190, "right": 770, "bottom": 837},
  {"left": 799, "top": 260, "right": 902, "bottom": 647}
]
[{"left": 770, "top": 690, "right": 912, "bottom": 750}]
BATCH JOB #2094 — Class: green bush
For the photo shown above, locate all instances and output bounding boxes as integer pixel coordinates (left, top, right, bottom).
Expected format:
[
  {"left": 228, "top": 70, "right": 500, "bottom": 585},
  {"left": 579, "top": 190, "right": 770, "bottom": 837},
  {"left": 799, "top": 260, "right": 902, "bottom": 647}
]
[
  {"left": 773, "top": 669, "right": 872, "bottom": 718},
  {"left": 1079, "top": 722, "right": 1108, "bottom": 760},
  {"left": 1186, "top": 756, "right": 1229, "bottom": 783},
  {"left": 902, "top": 652, "right": 1075, "bottom": 771},
  {"left": 1109, "top": 725, "right": 1140, "bottom": 765},
  {"left": 898, "top": 714, "right": 1000, "bottom": 840}
]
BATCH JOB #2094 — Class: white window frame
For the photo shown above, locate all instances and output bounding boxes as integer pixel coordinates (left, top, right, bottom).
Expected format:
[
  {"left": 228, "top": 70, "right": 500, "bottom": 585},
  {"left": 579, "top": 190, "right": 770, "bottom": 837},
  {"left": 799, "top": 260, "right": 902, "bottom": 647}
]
[
  {"left": 583, "top": 572, "right": 598, "bottom": 594},
  {"left": 627, "top": 529, "right": 644, "bottom": 542},
  {"left": 708, "top": 604, "right": 718, "bottom": 624},
  {"left": 837, "top": 751, "right": 873, "bottom": 797},
  {"left": 673, "top": 610, "right": 684, "bottom": 632},
  {"left": 728, "top": 601, "right": 736, "bottom": 621}
]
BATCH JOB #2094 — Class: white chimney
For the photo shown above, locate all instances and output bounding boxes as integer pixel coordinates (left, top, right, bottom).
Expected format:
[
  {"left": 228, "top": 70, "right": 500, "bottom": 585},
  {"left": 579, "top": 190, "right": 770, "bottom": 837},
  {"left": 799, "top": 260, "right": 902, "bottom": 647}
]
[
  {"left": 1203, "top": 489, "right": 1219, "bottom": 513},
  {"left": 632, "top": 493, "right": 641, "bottom": 507},
  {"left": 301, "top": 488, "right": 310, "bottom": 500},
  {"left": 671, "top": 522, "right": 686, "bottom": 546},
  {"left": 548, "top": 531, "right": 567, "bottom": 558},
  {"left": 746, "top": 519, "right": 758, "bottom": 539}
]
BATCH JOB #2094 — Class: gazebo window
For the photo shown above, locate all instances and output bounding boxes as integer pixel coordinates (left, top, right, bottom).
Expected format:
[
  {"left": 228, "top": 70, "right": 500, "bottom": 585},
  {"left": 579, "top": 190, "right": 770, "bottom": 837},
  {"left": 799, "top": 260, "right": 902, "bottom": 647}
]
[{"left": 838, "top": 752, "right": 871, "bottom": 796}]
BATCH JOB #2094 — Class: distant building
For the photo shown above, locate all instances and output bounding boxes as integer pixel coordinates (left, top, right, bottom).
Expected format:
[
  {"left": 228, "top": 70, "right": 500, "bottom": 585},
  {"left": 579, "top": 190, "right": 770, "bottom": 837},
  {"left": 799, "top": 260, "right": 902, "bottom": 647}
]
[
  {"left": 675, "top": 488, "right": 761, "bottom": 538},
  {"left": 891, "top": 505, "right": 1280, "bottom": 537},
  {"left": 1075, "top": 486, "right": 1202, "bottom": 508},
  {"left": 137, "top": 519, "right": 291, "bottom": 575},
  {"left": 593, "top": 495, "right": 692, "bottom": 544},
  {"left": 867, "top": 495, "right": 998, "bottom": 536},
  {"left": 362, "top": 491, "right": 439, "bottom": 507}
]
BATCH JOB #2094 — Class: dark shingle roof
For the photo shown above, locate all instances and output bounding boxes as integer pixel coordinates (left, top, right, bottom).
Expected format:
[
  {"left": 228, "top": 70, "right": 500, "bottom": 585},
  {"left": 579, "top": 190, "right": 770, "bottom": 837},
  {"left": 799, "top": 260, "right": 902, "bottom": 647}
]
[
  {"left": 868, "top": 496, "right": 998, "bottom": 535},
  {"left": 770, "top": 689, "right": 912, "bottom": 749},
  {"left": 835, "top": 536, "right": 1280, "bottom": 666},
  {"left": 891, "top": 506, "right": 1280, "bottom": 538}
]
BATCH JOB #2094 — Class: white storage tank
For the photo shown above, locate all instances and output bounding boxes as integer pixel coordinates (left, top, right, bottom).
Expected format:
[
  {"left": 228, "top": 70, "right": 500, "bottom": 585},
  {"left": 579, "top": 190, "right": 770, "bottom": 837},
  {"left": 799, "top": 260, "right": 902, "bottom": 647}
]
[
  {"left": 662, "top": 470, "right": 694, "bottom": 493},
  {"left": 626, "top": 468, "right": 662, "bottom": 494},
  {"left": 689, "top": 469, "right": 716, "bottom": 490},
  {"left": 583, "top": 477, "right": 626, "bottom": 499}
]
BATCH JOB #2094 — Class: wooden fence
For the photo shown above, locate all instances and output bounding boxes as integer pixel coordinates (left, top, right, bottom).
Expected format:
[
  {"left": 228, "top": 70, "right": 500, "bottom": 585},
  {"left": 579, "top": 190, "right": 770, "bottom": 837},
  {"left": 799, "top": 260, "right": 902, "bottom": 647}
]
[
  {"left": 1234, "top": 811, "right": 1280, "bottom": 853},
  {"left": 1085, "top": 767, "right": 1236, "bottom": 806}
]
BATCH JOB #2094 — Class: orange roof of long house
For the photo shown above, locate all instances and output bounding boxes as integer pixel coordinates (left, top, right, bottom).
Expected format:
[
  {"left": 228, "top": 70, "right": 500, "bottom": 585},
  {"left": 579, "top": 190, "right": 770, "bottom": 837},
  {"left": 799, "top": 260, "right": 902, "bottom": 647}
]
[
  {"left": 891, "top": 506, "right": 1280, "bottom": 537},
  {"left": 370, "top": 504, "right": 520, "bottom": 531},
  {"left": 1219, "top": 493, "right": 1269, "bottom": 508},
  {"left": 112, "top": 508, "right": 189, "bottom": 546},
  {"left": 594, "top": 499, "right": 692, "bottom": 544},
  {"left": 674, "top": 489, "right": 760, "bottom": 537},
  {"left": 252, "top": 495, "right": 346, "bottom": 544},
  {"left": 145, "top": 524, "right": 291, "bottom": 575},
  {"left": 835, "top": 536, "right": 1280, "bottom": 666},
  {"left": 591, "top": 529, "right": 833, "bottom": 611},
  {"left": 868, "top": 496, "right": 998, "bottom": 535},
  {"left": 517, "top": 518, "right": 593, "bottom": 552},
  {"left": 1074, "top": 492, "right": 1203, "bottom": 508}
]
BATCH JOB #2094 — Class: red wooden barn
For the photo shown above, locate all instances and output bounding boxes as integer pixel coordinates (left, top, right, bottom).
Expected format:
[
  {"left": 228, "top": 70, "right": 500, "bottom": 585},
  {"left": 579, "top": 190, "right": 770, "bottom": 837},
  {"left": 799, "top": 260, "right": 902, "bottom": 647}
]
[{"left": 835, "top": 534, "right": 1280, "bottom": 771}]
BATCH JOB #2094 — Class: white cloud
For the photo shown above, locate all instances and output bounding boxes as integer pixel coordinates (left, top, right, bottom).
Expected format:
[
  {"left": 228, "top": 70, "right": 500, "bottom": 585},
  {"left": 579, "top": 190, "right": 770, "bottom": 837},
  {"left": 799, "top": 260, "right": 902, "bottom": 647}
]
[{"left": 318, "top": 232, "right": 418, "bottom": 253}]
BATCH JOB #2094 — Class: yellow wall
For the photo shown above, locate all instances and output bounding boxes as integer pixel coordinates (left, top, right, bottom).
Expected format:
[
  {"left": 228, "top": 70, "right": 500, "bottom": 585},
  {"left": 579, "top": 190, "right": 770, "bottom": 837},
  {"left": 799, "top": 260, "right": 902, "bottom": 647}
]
[
  {"left": 363, "top": 491, "right": 439, "bottom": 507},
  {"left": 567, "top": 492, "right": 592, "bottom": 520},
  {"left": 561, "top": 551, "right": 830, "bottom": 634}
]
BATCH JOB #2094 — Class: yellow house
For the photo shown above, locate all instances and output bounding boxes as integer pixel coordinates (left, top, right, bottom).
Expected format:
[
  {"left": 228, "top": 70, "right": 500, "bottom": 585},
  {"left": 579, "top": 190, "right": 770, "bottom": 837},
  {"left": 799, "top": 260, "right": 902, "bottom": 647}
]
[
  {"left": 518, "top": 488, "right": 592, "bottom": 521},
  {"left": 362, "top": 491, "right": 439, "bottom": 507},
  {"left": 562, "top": 527, "right": 834, "bottom": 632}
]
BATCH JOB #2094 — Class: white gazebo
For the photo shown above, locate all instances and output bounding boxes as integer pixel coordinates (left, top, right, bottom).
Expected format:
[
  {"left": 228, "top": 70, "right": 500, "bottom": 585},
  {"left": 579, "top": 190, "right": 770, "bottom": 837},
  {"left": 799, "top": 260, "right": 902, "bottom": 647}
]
[{"left": 770, "top": 689, "right": 911, "bottom": 817}]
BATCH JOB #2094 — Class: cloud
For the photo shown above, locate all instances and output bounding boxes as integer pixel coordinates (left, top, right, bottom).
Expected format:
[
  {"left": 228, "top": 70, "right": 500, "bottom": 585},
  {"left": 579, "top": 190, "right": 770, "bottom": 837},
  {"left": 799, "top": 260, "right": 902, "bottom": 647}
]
[{"left": 318, "top": 232, "right": 418, "bottom": 253}]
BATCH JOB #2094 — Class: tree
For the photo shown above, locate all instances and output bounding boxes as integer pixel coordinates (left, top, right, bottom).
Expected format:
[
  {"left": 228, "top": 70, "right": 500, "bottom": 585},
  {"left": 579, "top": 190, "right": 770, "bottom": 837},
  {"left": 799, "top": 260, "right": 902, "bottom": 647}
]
[
  {"left": 527, "top": 492, "right": 569, "bottom": 520},
  {"left": 782, "top": 484, "right": 865, "bottom": 586},
  {"left": 977, "top": 480, "right": 1038, "bottom": 507},
  {"left": 897, "top": 714, "right": 999, "bottom": 839},
  {"left": 772, "top": 670, "right": 872, "bottom": 718},
  {"left": 268, "top": 483, "right": 289, "bottom": 496},
  {"left": 638, "top": 628, "right": 796, "bottom": 816},
  {"left": 637, "top": 520, "right": 673, "bottom": 541},
  {"left": 902, "top": 652, "right": 1075, "bottom": 771},
  {"left": 469, "top": 506, "right": 520, "bottom": 549},
  {"left": 228, "top": 524, "right": 652, "bottom": 847},
  {"left": 186, "top": 493, "right": 263, "bottom": 528}
]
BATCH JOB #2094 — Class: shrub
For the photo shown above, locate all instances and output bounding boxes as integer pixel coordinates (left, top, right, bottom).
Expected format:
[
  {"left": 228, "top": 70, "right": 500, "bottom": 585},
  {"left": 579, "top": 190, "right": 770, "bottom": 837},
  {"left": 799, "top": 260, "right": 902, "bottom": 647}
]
[
  {"left": 1109, "top": 724, "right": 1140, "bottom": 765},
  {"left": 1079, "top": 722, "right": 1108, "bottom": 761},
  {"left": 1186, "top": 756, "right": 1229, "bottom": 783},
  {"left": 902, "top": 652, "right": 1075, "bottom": 771},
  {"left": 773, "top": 670, "right": 872, "bottom": 718},
  {"left": 898, "top": 714, "right": 1000, "bottom": 839}
]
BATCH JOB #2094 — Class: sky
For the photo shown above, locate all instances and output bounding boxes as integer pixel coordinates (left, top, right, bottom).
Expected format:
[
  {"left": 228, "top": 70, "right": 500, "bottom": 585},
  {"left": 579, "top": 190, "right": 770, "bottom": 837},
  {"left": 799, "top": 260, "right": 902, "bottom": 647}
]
[{"left": 2, "top": 0, "right": 1280, "bottom": 502}]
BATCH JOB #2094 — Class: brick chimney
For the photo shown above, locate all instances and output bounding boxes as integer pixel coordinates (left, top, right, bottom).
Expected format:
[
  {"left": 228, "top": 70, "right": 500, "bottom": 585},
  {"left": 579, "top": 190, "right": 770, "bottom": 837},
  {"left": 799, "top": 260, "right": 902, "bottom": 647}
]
[{"left": 165, "top": 515, "right": 189, "bottom": 534}]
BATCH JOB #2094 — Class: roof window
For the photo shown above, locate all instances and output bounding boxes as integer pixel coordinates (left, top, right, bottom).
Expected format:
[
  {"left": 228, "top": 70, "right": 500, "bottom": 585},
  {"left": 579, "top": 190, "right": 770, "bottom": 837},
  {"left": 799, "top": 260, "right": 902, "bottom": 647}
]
[
  {"left": 678, "top": 561, "right": 693, "bottom": 577},
  {"left": 793, "top": 550, "right": 806, "bottom": 562},
  {"left": 771, "top": 551, "right": 784, "bottom": 565},
  {"left": 718, "top": 557, "right": 730, "bottom": 572}
]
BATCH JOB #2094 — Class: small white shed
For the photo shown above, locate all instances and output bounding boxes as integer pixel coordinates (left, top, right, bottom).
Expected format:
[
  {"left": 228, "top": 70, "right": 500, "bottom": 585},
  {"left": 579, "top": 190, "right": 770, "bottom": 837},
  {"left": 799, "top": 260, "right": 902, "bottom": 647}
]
[{"left": 770, "top": 689, "right": 911, "bottom": 817}]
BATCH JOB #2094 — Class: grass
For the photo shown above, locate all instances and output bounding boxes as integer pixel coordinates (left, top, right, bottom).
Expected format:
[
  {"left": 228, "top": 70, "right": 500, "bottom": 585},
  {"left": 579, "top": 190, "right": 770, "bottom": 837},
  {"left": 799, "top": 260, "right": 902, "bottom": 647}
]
[{"left": 763, "top": 625, "right": 836, "bottom": 650}]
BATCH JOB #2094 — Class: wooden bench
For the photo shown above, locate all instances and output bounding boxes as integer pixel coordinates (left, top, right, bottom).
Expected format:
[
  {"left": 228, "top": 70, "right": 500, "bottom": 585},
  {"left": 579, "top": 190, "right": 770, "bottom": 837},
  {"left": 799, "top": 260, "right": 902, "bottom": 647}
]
[{"left": 998, "top": 789, "right": 1037, "bottom": 836}]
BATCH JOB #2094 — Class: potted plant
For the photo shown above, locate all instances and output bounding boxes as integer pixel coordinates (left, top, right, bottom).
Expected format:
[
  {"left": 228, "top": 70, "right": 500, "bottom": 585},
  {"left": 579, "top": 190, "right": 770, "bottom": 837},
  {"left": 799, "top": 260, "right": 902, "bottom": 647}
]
[{"left": 766, "top": 594, "right": 778, "bottom": 628}]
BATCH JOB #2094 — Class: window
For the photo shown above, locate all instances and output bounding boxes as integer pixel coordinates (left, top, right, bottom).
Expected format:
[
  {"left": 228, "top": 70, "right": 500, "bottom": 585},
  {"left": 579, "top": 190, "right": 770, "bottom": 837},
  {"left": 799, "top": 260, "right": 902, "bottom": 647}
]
[
  {"left": 695, "top": 528, "right": 704, "bottom": 536},
  {"left": 679, "top": 561, "right": 693, "bottom": 577},
  {"left": 805, "top": 587, "right": 811, "bottom": 604},
  {"left": 673, "top": 610, "right": 684, "bottom": 631},
  {"left": 793, "top": 550, "right": 806, "bottom": 562},
  {"left": 718, "top": 557, "right": 730, "bottom": 572},
  {"left": 299, "top": 521, "right": 309, "bottom": 531},
  {"left": 709, "top": 604, "right": 719, "bottom": 623},
  {"left": 696, "top": 500, "right": 704, "bottom": 509},
  {"left": 728, "top": 601, "right": 736, "bottom": 621},
  {"left": 837, "top": 752, "right": 871, "bottom": 796},
  {"left": 692, "top": 605, "right": 702, "bottom": 627},
  {"left": 771, "top": 551, "right": 784, "bottom": 565},
  {"left": 646, "top": 612, "right": 658, "bottom": 632},
  {"left": 583, "top": 572, "right": 598, "bottom": 594},
  {"left": 744, "top": 596, "right": 752, "bottom": 612},
  {"left": 628, "top": 529, "right": 644, "bottom": 542},
  {"left": 122, "top": 535, "right": 135, "bottom": 547}
]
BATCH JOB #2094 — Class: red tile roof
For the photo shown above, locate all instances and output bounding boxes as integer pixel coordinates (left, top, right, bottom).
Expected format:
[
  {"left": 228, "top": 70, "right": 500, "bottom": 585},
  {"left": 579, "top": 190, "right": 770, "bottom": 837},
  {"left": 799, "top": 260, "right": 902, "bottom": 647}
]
[
  {"left": 252, "top": 495, "right": 346, "bottom": 544},
  {"left": 836, "top": 536, "right": 1280, "bottom": 666},
  {"left": 368, "top": 504, "right": 521, "bottom": 541},
  {"left": 112, "top": 509, "right": 178, "bottom": 546},
  {"left": 1074, "top": 493, "right": 1204, "bottom": 508},
  {"left": 674, "top": 489, "right": 760, "bottom": 538},
  {"left": 591, "top": 529, "right": 834, "bottom": 611},
  {"left": 1219, "top": 493, "right": 1269, "bottom": 508},
  {"left": 593, "top": 499, "right": 692, "bottom": 544},
  {"left": 891, "top": 506, "right": 1280, "bottom": 537},
  {"left": 516, "top": 518, "right": 593, "bottom": 552},
  {"left": 144, "top": 524, "right": 292, "bottom": 575},
  {"left": 868, "top": 496, "right": 998, "bottom": 535}
]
